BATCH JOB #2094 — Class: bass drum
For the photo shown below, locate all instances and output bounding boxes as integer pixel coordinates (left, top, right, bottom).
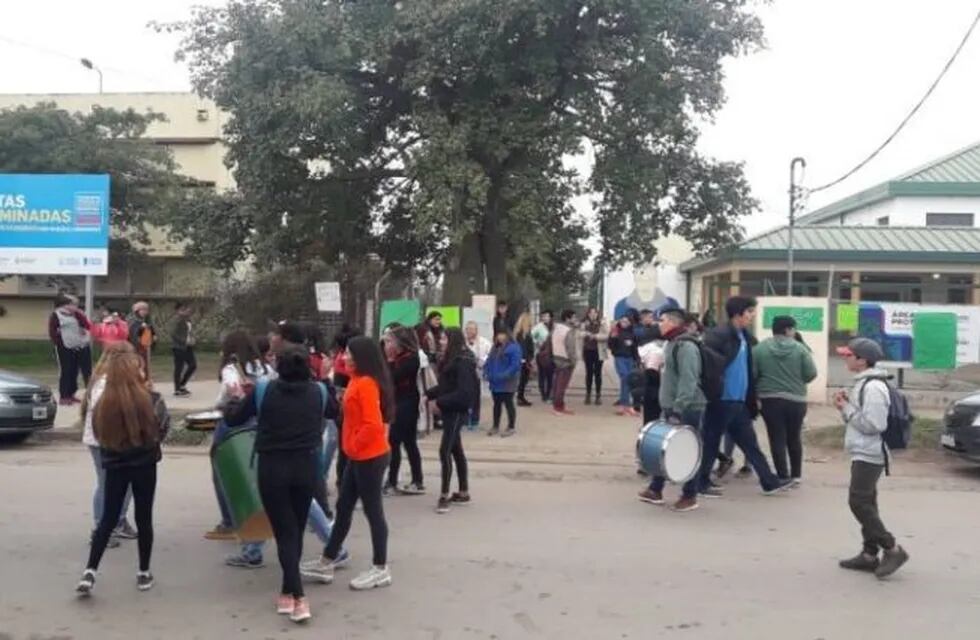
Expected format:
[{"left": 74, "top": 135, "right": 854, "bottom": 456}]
[
  {"left": 636, "top": 420, "right": 702, "bottom": 483},
  {"left": 211, "top": 427, "right": 273, "bottom": 542}
]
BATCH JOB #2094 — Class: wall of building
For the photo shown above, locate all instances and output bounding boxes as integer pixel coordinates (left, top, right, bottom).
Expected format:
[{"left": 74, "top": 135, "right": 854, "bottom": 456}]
[{"left": 817, "top": 195, "right": 980, "bottom": 227}]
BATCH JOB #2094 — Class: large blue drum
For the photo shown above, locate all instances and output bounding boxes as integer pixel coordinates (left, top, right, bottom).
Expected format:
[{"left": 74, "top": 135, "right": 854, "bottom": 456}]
[{"left": 636, "top": 420, "right": 702, "bottom": 483}]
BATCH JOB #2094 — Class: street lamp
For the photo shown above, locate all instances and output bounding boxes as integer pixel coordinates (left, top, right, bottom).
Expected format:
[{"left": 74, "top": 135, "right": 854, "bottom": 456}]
[
  {"left": 787, "top": 157, "right": 807, "bottom": 297},
  {"left": 79, "top": 57, "right": 103, "bottom": 318},
  {"left": 80, "top": 58, "right": 103, "bottom": 94}
]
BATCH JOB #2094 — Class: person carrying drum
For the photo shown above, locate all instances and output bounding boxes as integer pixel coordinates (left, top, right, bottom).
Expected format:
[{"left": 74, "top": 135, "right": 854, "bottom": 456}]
[
  {"left": 637, "top": 308, "right": 706, "bottom": 512},
  {"left": 223, "top": 344, "right": 340, "bottom": 623}
]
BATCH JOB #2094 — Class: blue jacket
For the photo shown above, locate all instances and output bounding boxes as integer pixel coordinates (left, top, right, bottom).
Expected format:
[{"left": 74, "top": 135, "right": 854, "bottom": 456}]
[{"left": 484, "top": 341, "right": 523, "bottom": 393}]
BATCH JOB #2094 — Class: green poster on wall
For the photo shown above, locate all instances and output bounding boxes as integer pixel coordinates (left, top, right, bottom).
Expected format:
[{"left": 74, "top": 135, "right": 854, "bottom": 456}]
[
  {"left": 762, "top": 306, "right": 824, "bottom": 332},
  {"left": 379, "top": 299, "right": 421, "bottom": 331},
  {"left": 912, "top": 312, "right": 957, "bottom": 370},
  {"left": 426, "top": 306, "right": 461, "bottom": 328},
  {"left": 836, "top": 303, "right": 858, "bottom": 331}
]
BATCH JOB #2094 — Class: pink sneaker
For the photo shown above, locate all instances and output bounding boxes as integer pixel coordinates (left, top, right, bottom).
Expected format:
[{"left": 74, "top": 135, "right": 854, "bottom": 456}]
[{"left": 277, "top": 594, "right": 294, "bottom": 615}]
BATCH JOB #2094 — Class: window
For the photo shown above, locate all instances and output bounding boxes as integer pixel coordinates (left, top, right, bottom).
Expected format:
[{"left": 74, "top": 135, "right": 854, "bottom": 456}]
[
  {"left": 876, "top": 216, "right": 889, "bottom": 226},
  {"left": 926, "top": 212, "right": 974, "bottom": 226},
  {"left": 948, "top": 288, "right": 968, "bottom": 304}
]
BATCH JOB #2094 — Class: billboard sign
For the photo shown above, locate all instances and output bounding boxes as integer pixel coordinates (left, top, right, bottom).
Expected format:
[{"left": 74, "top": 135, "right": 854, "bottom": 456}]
[{"left": 0, "top": 174, "right": 110, "bottom": 275}]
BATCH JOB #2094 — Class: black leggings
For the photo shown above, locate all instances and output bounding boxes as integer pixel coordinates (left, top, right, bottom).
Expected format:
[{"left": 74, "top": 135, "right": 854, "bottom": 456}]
[
  {"left": 583, "top": 350, "right": 603, "bottom": 397},
  {"left": 326, "top": 453, "right": 390, "bottom": 566},
  {"left": 87, "top": 462, "right": 156, "bottom": 573},
  {"left": 172, "top": 347, "right": 197, "bottom": 390},
  {"left": 492, "top": 392, "right": 516, "bottom": 431},
  {"left": 258, "top": 450, "right": 317, "bottom": 598},
  {"left": 388, "top": 399, "right": 423, "bottom": 486},
  {"left": 439, "top": 411, "right": 469, "bottom": 496},
  {"left": 517, "top": 363, "right": 531, "bottom": 401},
  {"left": 760, "top": 398, "right": 808, "bottom": 480}
]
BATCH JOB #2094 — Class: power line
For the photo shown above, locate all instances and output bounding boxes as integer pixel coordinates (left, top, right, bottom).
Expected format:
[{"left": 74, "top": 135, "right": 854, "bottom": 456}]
[
  {"left": 810, "top": 7, "right": 980, "bottom": 194},
  {"left": 0, "top": 33, "right": 166, "bottom": 85}
]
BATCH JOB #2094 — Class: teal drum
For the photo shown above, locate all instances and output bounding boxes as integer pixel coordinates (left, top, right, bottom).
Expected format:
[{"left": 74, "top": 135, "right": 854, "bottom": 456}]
[{"left": 636, "top": 420, "right": 702, "bottom": 483}]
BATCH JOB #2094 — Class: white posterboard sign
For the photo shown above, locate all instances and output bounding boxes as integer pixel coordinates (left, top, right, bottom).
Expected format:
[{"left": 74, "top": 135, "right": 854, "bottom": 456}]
[
  {"left": 315, "top": 282, "right": 342, "bottom": 313},
  {"left": 754, "top": 296, "right": 829, "bottom": 405}
]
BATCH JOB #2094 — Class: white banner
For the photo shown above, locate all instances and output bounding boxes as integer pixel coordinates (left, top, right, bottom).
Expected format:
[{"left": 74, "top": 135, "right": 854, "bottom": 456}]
[
  {"left": 314, "top": 281, "right": 342, "bottom": 313},
  {"left": 0, "top": 247, "right": 108, "bottom": 275}
]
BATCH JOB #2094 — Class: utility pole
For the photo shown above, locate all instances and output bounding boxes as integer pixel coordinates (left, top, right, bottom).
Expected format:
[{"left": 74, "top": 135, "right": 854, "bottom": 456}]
[
  {"left": 787, "top": 157, "right": 807, "bottom": 297},
  {"left": 80, "top": 58, "right": 103, "bottom": 318}
]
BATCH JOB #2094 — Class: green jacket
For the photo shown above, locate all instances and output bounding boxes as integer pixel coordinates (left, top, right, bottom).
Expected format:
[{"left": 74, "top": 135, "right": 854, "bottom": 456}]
[
  {"left": 659, "top": 338, "right": 706, "bottom": 414},
  {"left": 752, "top": 336, "right": 817, "bottom": 403}
]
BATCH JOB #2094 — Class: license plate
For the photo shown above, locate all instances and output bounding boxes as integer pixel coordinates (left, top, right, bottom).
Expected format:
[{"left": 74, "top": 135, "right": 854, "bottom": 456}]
[
  {"left": 32, "top": 406, "right": 47, "bottom": 420},
  {"left": 940, "top": 433, "right": 957, "bottom": 448}
]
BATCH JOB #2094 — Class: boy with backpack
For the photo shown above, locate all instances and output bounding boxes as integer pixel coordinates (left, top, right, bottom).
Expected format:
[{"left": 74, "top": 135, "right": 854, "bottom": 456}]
[
  {"left": 834, "top": 337, "right": 910, "bottom": 579},
  {"left": 49, "top": 294, "right": 93, "bottom": 405}
]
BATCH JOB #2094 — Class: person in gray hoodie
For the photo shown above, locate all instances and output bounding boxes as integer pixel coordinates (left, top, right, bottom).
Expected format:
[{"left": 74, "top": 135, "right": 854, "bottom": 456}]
[
  {"left": 752, "top": 316, "right": 817, "bottom": 483},
  {"left": 637, "top": 308, "right": 706, "bottom": 512},
  {"left": 834, "top": 337, "right": 909, "bottom": 579}
]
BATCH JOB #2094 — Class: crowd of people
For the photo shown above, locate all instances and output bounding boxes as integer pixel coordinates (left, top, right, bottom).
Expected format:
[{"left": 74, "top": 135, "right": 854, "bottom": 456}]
[{"left": 67, "top": 292, "right": 909, "bottom": 624}]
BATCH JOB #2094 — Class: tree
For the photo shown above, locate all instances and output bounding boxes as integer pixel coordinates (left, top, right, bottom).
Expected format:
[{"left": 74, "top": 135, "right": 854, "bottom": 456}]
[
  {"left": 168, "top": 0, "right": 761, "bottom": 302},
  {"left": 0, "top": 103, "right": 185, "bottom": 256}
]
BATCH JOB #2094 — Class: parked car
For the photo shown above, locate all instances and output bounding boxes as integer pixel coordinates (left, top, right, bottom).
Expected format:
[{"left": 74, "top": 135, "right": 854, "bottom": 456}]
[
  {"left": 941, "top": 392, "right": 980, "bottom": 464},
  {"left": 0, "top": 370, "right": 57, "bottom": 444}
]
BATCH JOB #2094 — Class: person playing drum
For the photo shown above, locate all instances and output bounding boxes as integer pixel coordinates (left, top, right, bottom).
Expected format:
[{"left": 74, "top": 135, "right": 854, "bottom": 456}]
[{"left": 637, "top": 308, "right": 706, "bottom": 512}]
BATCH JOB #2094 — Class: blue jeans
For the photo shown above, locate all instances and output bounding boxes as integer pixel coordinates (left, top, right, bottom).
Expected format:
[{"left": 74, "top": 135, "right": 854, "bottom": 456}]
[
  {"left": 698, "top": 402, "right": 779, "bottom": 492},
  {"left": 89, "top": 446, "right": 132, "bottom": 528},
  {"left": 614, "top": 356, "right": 634, "bottom": 406},
  {"left": 650, "top": 410, "right": 703, "bottom": 499}
]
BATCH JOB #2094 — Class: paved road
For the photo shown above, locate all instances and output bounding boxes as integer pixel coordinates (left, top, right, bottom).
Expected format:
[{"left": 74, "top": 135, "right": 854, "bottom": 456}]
[{"left": 1, "top": 438, "right": 978, "bottom": 639}]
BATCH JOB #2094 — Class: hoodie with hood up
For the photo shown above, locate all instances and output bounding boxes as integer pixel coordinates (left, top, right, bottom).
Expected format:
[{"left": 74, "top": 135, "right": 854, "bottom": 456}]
[{"left": 752, "top": 335, "right": 817, "bottom": 404}]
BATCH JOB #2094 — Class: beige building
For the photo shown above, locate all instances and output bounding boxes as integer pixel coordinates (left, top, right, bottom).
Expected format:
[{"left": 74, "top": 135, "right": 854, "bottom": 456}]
[{"left": 0, "top": 92, "right": 229, "bottom": 338}]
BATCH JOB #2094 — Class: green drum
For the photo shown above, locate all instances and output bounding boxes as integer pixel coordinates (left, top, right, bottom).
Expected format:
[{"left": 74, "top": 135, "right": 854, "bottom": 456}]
[{"left": 212, "top": 428, "right": 273, "bottom": 542}]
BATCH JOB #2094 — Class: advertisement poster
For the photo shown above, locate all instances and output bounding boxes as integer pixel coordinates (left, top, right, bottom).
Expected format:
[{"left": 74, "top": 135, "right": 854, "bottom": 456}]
[
  {"left": 857, "top": 303, "right": 980, "bottom": 366},
  {"left": 0, "top": 174, "right": 110, "bottom": 275},
  {"left": 754, "top": 296, "right": 829, "bottom": 404}
]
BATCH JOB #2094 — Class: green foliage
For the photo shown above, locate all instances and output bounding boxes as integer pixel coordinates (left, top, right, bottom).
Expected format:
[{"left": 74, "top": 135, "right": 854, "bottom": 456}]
[
  {"left": 164, "top": 0, "right": 762, "bottom": 295},
  {"left": 0, "top": 103, "right": 187, "bottom": 254}
]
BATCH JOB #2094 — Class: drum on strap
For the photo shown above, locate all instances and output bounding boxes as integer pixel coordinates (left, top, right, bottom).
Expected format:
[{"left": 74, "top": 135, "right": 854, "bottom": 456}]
[
  {"left": 184, "top": 410, "right": 223, "bottom": 432},
  {"left": 211, "top": 427, "right": 273, "bottom": 542},
  {"left": 636, "top": 420, "right": 702, "bottom": 483}
]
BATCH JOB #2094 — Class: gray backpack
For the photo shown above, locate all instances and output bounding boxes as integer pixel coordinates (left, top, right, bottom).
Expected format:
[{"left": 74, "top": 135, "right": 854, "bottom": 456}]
[{"left": 56, "top": 309, "right": 91, "bottom": 350}]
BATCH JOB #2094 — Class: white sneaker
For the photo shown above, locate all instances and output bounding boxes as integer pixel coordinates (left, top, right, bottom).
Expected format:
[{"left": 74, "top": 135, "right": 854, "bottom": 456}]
[
  {"left": 350, "top": 565, "right": 392, "bottom": 591},
  {"left": 300, "top": 558, "right": 335, "bottom": 584}
]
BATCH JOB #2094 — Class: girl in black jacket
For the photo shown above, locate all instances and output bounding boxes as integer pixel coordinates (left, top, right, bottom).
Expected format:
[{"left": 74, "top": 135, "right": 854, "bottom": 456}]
[
  {"left": 77, "top": 342, "right": 169, "bottom": 597},
  {"left": 426, "top": 327, "right": 477, "bottom": 514},
  {"left": 384, "top": 327, "right": 425, "bottom": 494}
]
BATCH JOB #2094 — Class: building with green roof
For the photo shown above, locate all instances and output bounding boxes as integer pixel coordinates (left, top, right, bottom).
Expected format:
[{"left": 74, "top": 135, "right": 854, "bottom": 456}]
[{"left": 681, "top": 142, "right": 980, "bottom": 314}]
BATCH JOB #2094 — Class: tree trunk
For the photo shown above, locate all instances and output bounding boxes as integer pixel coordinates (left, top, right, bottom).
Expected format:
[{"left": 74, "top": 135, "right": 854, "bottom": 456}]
[
  {"left": 480, "top": 178, "right": 508, "bottom": 299},
  {"left": 441, "top": 231, "right": 484, "bottom": 305}
]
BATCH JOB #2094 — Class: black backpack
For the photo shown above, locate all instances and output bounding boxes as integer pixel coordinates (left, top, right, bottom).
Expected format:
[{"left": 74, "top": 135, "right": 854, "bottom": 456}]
[
  {"left": 672, "top": 335, "right": 727, "bottom": 402},
  {"left": 859, "top": 377, "right": 913, "bottom": 450}
]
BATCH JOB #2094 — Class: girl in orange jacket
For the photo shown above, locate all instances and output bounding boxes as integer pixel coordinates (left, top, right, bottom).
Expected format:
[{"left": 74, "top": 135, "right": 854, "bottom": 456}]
[{"left": 314, "top": 336, "right": 395, "bottom": 591}]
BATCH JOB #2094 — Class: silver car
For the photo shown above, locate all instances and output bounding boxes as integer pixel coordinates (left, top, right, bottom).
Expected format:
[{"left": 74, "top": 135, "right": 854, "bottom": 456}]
[{"left": 0, "top": 370, "right": 57, "bottom": 443}]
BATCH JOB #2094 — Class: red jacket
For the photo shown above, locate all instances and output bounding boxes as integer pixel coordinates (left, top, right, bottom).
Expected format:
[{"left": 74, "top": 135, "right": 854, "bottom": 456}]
[{"left": 341, "top": 375, "right": 390, "bottom": 461}]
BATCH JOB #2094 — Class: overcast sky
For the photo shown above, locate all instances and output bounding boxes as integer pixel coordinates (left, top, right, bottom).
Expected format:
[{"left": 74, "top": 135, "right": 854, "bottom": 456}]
[{"left": 3, "top": 0, "right": 980, "bottom": 237}]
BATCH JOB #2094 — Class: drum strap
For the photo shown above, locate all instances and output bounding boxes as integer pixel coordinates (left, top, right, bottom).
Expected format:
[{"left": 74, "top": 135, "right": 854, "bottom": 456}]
[{"left": 250, "top": 380, "right": 328, "bottom": 467}]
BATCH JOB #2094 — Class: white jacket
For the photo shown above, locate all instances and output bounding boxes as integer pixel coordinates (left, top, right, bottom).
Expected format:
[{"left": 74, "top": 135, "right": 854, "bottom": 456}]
[{"left": 841, "top": 368, "right": 890, "bottom": 465}]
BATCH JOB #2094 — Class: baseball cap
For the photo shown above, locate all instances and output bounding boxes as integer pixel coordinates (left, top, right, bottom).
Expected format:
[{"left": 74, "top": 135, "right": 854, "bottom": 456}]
[{"left": 835, "top": 337, "right": 885, "bottom": 364}]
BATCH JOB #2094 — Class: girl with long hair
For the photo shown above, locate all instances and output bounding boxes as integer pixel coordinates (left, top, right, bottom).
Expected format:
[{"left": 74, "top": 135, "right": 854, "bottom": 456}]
[
  {"left": 426, "top": 327, "right": 477, "bottom": 514},
  {"left": 383, "top": 327, "right": 425, "bottom": 494},
  {"left": 513, "top": 312, "right": 535, "bottom": 407},
  {"left": 315, "top": 336, "right": 395, "bottom": 591},
  {"left": 581, "top": 307, "right": 609, "bottom": 405},
  {"left": 77, "top": 342, "right": 168, "bottom": 596},
  {"left": 224, "top": 344, "right": 338, "bottom": 623}
]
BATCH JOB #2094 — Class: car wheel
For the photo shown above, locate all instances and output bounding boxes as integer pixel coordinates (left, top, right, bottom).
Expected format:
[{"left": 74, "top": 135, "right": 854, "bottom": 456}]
[{"left": 0, "top": 433, "right": 31, "bottom": 445}]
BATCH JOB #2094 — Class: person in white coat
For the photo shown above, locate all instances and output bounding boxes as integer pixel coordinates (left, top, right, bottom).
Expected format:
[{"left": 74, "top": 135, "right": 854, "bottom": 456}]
[{"left": 464, "top": 322, "right": 492, "bottom": 429}]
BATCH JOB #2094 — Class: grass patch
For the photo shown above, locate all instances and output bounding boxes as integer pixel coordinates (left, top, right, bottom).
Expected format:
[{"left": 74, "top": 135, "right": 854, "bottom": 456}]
[
  {"left": 804, "top": 417, "right": 943, "bottom": 450},
  {"left": 0, "top": 339, "right": 221, "bottom": 379}
]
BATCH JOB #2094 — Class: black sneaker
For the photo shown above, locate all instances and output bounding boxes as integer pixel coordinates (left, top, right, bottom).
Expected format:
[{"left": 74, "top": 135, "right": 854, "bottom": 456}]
[
  {"left": 76, "top": 569, "right": 96, "bottom": 596},
  {"left": 585, "top": 395, "right": 593, "bottom": 405},
  {"left": 594, "top": 397, "right": 603, "bottom": 406},
  {"left": 137, "top": 571, "right": 155, "bottom": 591},
  {"left": 715, "top": 457, "right": 734, "bottom": 479},
  {"left": 875, "top": 546, "right": 909, "bottom": 579},
  {"left": 450, "top": 492, "right": 471, "bottom": 504},
  {"left": 839, "top": 552, "right": 880, "bottom": 572},
  {"left": 700, "top": 486, "right": 724, "bottom": 499},
  {"left": 487, "top": 428, "right": 499, "bottom": 437},
  {"left": 762, "top": 478, "right": 794, "bottom": 496},
  {"left": 436, "top": 497, "right": 451, "bottom": 514},
  {"left": 517, "top": 398, "right": 532, "bottom": 407},
  {"left": 501, "top": 429, "right": 516, "bottom": 438}
]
